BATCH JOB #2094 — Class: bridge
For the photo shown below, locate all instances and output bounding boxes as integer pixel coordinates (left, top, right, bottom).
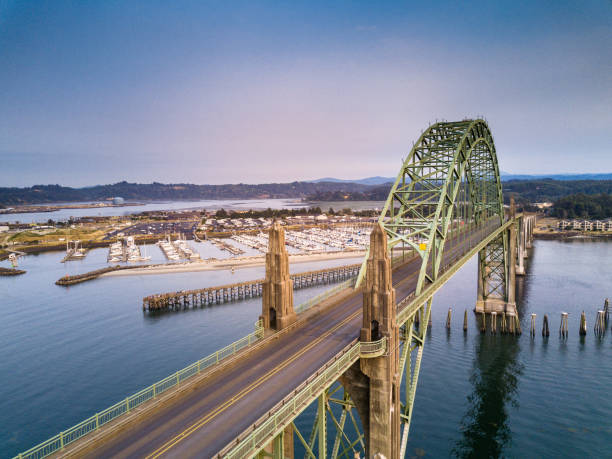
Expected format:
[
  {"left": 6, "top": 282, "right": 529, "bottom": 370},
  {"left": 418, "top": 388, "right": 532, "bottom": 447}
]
[{"left": 19, "top": 119, "right": 536, "bottom": 459}]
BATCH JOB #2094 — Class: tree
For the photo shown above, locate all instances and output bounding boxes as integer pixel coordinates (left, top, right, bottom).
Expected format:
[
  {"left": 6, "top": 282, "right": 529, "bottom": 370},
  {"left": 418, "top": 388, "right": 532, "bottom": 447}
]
[{"left": 215, "top": 208, "right": 228, "bottom": 218}]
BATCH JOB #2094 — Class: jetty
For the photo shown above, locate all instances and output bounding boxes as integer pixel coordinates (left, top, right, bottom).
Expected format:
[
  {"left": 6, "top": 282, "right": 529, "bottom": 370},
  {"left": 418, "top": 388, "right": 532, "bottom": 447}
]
[
  {"left": 0, "top": 267, "right": 26, "bottom": 276},
  {"left": 142, "top": 263, "right": 360, "bottom": 311}
]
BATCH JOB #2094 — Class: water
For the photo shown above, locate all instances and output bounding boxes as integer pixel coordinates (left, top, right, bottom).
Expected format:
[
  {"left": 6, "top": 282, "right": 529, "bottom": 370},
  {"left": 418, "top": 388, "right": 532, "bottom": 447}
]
[
  {"left": 1, "top": 239, "right": 612, "bottom": 457},
  {"left": 0, "top": 198, "right": 306, "bottom": 224}
]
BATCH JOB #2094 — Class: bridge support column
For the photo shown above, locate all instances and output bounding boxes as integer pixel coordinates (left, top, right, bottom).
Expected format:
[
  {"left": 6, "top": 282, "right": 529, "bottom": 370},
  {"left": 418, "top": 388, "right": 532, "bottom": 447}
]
[
  {"left": 475, "top": 200, "right": 517, "bottom": 316},
  {"left": 516, "top": 216, "right": 526, "bottom": 276},
  {"left": 260, "top": 221, "right": 296, "bottom": 331},
  {"left": 357, "top": 224, "right": 401, "bottom": 459},
  {"left": 506, "top": 208, "right": 517, "bottom": 316},
  {"left": 258, "top": 426, "right": 293, "bottom": 459}
]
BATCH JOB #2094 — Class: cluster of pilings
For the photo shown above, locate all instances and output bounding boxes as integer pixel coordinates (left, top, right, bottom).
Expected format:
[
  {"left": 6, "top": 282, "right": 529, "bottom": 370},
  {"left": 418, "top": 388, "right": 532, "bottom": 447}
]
[
  {"left": 524, "top": 298, "right": 611, "bottom": 339},
  {"left": 142, "top": 263, "right": 360, "bottom": 311},
  {"left": 443, "top": 308, "right": 522, "bottom": 335}
]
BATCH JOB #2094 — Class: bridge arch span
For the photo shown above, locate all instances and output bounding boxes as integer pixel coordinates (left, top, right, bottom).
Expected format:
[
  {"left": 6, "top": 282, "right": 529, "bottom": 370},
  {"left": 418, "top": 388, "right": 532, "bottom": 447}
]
[{"left": 357, "top": 119, "right": 506, "bottom": 299}]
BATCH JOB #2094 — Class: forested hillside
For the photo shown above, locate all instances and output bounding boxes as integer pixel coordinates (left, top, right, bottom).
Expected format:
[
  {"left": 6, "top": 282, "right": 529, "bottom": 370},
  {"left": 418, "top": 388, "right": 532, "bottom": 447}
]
[
  {"left": 0, "top": 181, "right": 372, "bottom": 206},
  {"left": 551, "top": 193, "right": 612, "bottom": 219}
]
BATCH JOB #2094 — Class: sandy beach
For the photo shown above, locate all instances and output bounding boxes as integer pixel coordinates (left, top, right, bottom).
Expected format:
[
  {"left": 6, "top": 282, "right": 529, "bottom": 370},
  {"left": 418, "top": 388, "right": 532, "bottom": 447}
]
[{"left": 101, "top": 250, "right": 366, "bottom": 277}]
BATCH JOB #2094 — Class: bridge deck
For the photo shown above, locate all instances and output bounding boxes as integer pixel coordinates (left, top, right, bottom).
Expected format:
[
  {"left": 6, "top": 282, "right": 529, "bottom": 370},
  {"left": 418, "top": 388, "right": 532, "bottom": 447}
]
[{"left": 76, "top": 222, "right": 499, "bottom": 458}]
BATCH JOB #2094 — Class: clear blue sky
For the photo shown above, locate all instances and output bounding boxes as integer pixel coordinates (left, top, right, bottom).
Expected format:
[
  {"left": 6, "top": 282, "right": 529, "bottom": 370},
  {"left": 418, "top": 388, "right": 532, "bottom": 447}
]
[{"left": 1, "top": 0, "right": 610, "bottom": 187}]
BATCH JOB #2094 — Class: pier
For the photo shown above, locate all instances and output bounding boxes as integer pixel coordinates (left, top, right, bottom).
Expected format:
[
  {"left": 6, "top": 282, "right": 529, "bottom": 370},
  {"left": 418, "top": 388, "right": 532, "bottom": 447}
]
[
  {"left": 142, "top": 263, "right": 360, "bottom": 311},
  {"left": 61, "top": 240, "right": 88, "bottom": 262}
]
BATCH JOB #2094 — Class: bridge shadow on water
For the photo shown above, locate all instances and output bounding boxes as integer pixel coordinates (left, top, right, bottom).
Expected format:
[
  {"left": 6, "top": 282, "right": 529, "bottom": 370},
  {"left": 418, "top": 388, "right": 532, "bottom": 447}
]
[
  {"left": 451, "top": 334, "right": 522, "bottom": 458},
  {"left": 451, "top": 251, "right": 533, "bottom": 458}
]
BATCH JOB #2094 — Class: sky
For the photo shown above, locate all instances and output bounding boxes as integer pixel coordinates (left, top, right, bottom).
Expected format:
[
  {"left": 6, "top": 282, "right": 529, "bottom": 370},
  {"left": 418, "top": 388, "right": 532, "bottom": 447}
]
[{"left": 0, "top": 0, "right": 611, "bottom": 187}]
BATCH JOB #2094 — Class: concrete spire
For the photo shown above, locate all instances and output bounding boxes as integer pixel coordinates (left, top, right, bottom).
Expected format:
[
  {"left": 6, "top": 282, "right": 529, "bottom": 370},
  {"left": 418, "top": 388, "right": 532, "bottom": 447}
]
[
  {"left": 261, "top": 220, "right": 296, "bottom": 330},
  {"left": 359, "top": 223, "right": 401, "bottom": 459}
]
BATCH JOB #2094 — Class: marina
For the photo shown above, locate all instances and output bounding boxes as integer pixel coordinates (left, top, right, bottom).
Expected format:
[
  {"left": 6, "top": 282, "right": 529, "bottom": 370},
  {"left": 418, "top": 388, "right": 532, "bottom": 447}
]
[{"left": 227, "top": 225, "right": 372, "bottom": 255}]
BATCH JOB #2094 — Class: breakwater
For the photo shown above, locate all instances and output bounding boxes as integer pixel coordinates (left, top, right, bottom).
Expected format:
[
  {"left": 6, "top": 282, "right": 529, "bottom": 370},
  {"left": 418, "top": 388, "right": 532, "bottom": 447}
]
[
  {"left": 55, "top": 264, "right": 156, "bottom": 286},
  {"left": 142, "top": 263, "right": 360, "bottom": 311},
  {"left": 0, "top": 267, "right": 26, "bottom": 276}
]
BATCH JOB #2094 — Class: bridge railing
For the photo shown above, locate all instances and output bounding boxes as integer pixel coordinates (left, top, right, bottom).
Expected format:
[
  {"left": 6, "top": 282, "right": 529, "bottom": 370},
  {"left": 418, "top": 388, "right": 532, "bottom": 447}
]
[
  {"left": 359, "top": 337, "right": 387, "bottom": 357},
  {"left": 220, "top": 340, "right": 362, "bottom": 459},
  {"left": 294, "top": 277, "right": 357, "bottom": 314},
  {"left": 15, "top": 320, "right": 265, "bottom": 459}
]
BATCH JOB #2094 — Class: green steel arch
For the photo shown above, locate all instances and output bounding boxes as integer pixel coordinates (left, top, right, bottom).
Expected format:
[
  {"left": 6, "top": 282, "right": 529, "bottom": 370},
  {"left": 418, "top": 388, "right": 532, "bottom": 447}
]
[
  {"left": 355, "top": 119, "right": 510, "bottom": 456},
  {"left": 356, "top": 118, "right": 507, "bottom": 301}
]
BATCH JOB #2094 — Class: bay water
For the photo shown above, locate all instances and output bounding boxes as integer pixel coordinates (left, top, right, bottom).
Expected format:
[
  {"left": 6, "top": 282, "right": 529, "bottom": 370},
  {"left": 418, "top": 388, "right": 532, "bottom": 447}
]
[{"left": 1, "top": 239, "right": 611, "bottom": 457}]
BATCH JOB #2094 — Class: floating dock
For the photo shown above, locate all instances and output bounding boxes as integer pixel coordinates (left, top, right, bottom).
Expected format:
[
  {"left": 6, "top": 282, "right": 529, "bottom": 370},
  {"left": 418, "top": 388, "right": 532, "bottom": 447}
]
[
  {"left": 61, "top": 240, "right": 88, "bottom": 262},
  {"left": 142, "top": 263, "right": 360, "bottom": 311}
]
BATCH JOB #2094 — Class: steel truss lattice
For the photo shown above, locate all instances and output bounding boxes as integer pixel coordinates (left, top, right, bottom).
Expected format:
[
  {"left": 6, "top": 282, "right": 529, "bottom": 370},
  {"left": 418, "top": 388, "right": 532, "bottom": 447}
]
[
  {"left": 358, "top": 119, "right": 508, "bottom": 454},
  {"left": 268, "top": 120, "right": 508, "bottom": 459}
]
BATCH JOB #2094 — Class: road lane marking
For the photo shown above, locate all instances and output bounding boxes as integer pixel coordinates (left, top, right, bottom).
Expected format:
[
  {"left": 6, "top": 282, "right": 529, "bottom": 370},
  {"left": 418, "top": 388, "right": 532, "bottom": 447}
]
[{"left": 145, "top": 309, "right": 361, "bottom": 458}]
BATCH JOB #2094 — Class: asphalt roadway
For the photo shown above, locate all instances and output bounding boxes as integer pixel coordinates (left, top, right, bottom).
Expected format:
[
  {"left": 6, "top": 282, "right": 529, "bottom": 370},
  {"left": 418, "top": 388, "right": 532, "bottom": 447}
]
[{"left": 83, "top": 221, "right": 499, "bottom": 458}]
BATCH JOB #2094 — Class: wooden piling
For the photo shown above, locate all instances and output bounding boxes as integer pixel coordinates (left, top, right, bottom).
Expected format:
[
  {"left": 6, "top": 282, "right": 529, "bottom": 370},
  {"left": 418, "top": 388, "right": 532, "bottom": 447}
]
[
  {"left": 490, "top": 311, "right": 497, "bottom": 335},
  {"left": 542, "top": 314, "right": 550, "bottom": 337},
  {"left": 579, "top": 311, "right": 587, "bottom": 336},
  {"left": 463, "top": 309, "right": 468, "bottom": 333},
  {"left": 595, "top": 310, "right": 606, "bottom": 337},
  {"left": 446, "top": 308, "right": 452, "bottom": 330},
  {"left": 530, "top": 313, "right": 536, "bottom": 338},
  {"left": 480, "top": 311, "right": 486, "bottom": 334},
  {"left": 560, "top": 312, "right": 568, "bottom": 338},
  {"left": 500, "top": 312, "right": 507, "bottom": 334}
]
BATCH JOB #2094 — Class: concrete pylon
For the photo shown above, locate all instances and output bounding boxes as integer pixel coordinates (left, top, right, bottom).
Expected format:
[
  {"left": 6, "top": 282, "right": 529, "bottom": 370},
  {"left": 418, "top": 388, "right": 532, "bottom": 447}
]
[
  {"left": 506, "top": 199, "right": 517, "bottom": 315},
  {"left": 475, "top": 199, "right": 517, "bottom": 316},
  {"left": 359, "top": 224, "right": 401, "bottom": 459},
  {"left": 516, "top": 215, "right": 526, "bottom": 276},
  {"left": 260, "top": 221, "right": 296, "bottom": 331}
]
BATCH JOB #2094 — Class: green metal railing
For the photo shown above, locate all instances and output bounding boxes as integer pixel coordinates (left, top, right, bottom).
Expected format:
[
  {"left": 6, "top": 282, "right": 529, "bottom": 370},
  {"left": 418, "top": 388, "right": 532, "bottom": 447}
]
[
  {"left": 359, "top": 337, "right": 387, "bottom": 357},
  {"left": 220, "top": 336, "right": 387, "bottom": 458},
  {"left": 15, "top": 320, "right": 264, "bottom": 459},
  {"left": 295, "top": 277, "right": 357, "bottom": 314}
]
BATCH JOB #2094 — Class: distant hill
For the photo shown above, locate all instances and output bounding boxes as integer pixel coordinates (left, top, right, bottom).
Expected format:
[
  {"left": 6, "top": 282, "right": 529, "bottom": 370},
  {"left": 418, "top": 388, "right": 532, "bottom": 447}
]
[
  {"left": 310, "top": 176, "right": 394, "bottom": 186},
  {"left": 0, "top": 181, "right": 376, "bottom": 206},
  {"left": 501, "top": 172, "right": 612, "bottom": 181},
  {"left": 5, "top": 175, "right": 612, "bottom": 207},
  {"left": 307, "top": 179, "right": 612, "bottom": 205},
  {"left": 314, "top": 173, "right": 612, "bottom": 185}
]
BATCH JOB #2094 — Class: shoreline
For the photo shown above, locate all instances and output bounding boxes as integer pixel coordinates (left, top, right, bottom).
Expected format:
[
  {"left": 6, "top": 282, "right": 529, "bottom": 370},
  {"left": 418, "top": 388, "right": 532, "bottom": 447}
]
[
  {"left": 102, "top": 251, "right": 366, "bottom": 277},
  {"left": 534, "top": 231, "right": 612, "bottom": 240}
]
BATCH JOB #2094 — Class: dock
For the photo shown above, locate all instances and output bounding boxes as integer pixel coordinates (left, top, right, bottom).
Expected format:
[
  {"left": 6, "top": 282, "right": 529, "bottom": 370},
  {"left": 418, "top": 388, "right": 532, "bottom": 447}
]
[
  {"left": 210, "top": 238, "right": 245, "bottom": 256},
  {"left": 61, "top": 240, "right": 88, "bottom": 262},
  {"left": 142, "top": 263, "right": 360, "bottom": 311}
]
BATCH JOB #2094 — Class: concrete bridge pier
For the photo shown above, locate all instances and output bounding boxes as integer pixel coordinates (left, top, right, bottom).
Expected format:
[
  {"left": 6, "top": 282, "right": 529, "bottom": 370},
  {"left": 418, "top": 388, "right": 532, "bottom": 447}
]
[
  {"left": 525, "top": 214, "right": 534, "bottom": 249},
  {"left": 475, "top": 200, "right": 518, "bottom": 317},
  {"left": 260, "top": 221, "right": 296, "bottom": 331},
  {"left": 517, "top": 213, "right": 536, "bottom": 275},
  {"left": 341, "top": 224, "right": 401, "bottom": 459},
  {"left": 516, "top": 216, "right": 526, "bottom": 276}
]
